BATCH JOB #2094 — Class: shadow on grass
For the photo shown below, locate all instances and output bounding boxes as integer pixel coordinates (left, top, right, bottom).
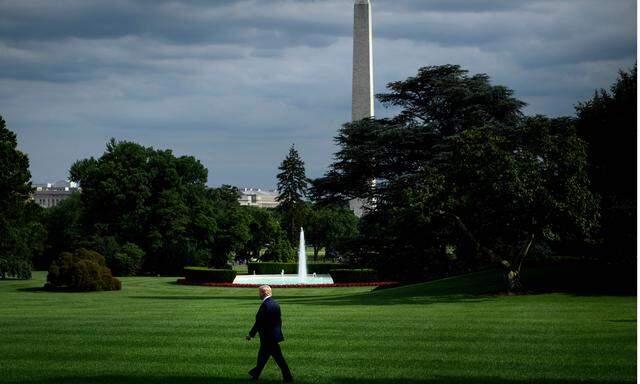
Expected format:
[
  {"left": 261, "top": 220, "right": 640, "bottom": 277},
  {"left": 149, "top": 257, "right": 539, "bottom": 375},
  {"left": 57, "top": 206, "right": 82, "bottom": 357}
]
[
  {"left": 125, "top": 271, "right": 506, "bottom": 306},
  {"left": 4, "top": 375, "right": 632, "bottom": 384},
  {"left": 127, "top": 292, "right": 495, "bottom": 307},
  {"left": 17, "top": 286, "right": 46, "bottom": 293},
  {"left": 129, "top": 294, "right": 336, "bottom": 301}
]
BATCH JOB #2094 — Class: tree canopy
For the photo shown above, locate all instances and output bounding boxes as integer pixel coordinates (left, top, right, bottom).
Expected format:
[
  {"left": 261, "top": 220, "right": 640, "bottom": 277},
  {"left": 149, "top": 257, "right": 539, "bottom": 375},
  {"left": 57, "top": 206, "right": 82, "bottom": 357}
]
[
  {"left": 305, "top": 204, "right": 358, "bottom": 261},
  {"left": 69, "top": 139, "right": 248, "bottom": 273},
  {"left": 575, "top": 66, "right": 636, "bottom": 262},
  {"left": 313, "top": 65, "right": 599, "bottom": 289},
  {"left": 0, "top": 116, "right": 45, "bottom": 279}
]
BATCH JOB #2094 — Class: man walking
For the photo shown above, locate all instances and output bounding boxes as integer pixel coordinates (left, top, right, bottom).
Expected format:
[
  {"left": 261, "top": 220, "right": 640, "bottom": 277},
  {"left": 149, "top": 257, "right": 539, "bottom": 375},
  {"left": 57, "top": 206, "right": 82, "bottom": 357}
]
[{"left": 246, "top": 285, "right": 293, "bottom": 382}]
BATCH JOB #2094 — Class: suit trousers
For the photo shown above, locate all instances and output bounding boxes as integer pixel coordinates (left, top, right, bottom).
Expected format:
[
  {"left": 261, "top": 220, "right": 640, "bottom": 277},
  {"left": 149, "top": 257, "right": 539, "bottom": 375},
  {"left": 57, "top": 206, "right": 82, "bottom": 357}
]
[{"left": 250, "top": 341, "right": 292, "bottom": 381}]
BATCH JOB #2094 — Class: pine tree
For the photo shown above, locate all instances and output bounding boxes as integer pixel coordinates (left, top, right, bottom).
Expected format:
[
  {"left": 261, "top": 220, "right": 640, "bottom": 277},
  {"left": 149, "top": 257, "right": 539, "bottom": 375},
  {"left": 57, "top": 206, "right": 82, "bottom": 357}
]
[{"left": 276, "top": 144, "right": 309, "bottom": 242}]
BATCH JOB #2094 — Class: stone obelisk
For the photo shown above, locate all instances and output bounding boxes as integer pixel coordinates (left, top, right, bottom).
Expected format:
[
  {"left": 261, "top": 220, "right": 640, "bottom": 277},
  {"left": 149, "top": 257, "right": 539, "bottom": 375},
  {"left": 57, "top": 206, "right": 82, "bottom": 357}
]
[
  {"left": 349, "top": 0, "right": 374, "bottom": 217},
  {"left": 352, "top": 0, "right": 374, "bottom": 121}
]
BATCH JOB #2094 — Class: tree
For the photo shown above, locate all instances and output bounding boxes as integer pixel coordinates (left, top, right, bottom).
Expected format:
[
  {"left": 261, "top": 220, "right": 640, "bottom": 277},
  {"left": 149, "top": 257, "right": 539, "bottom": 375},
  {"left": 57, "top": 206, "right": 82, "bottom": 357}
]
[
  {"left": 243, "top": 206, "right": 287, "bottom": 260},
  {"left": 38, "top": 192, "right": 84, "bottom": 269},
  {"left": 377, "top": 64, "right": 525, "bottom": 134},
  {"left": 70, "top": 139, "right": 218, "bottom": 274},
  {"left": 575, "top": 67, "right": 636, "bottom": 262},
  {"left": 276, "top": 144, "right": 309, "bottom": 242},
  {"left": 305, "top": 204, "right": 358, "bottom": 261},
  {"left": 433, "top": 118, "right": 598, "bottom": 290},
  {"left": 313, "top": 65, "right": 527, "bottom": 206},
  {"left": 0, "top": 116, "right": 45, "bottom": 279},
  {"left": 314, "top": 66, "right": 598, "bottom": 290},
  {"left": 208, "top": 186, "right": 251, "bottom": 268},
  {"left": 87, "top": 235, "right": 144, "bottom": 276},
  {"left": 262, "top": 237, "right": 294, "bottom": 262}
]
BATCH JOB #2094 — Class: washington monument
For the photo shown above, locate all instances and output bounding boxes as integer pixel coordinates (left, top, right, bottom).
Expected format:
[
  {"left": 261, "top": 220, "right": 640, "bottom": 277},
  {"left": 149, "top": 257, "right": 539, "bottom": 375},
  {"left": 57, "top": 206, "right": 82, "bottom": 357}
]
[
  {"left": 349, "top": 0, "right": 374, "bottom": 217},
  {"left": 352, "top": 0, "right": 374, "bottom": 121}
]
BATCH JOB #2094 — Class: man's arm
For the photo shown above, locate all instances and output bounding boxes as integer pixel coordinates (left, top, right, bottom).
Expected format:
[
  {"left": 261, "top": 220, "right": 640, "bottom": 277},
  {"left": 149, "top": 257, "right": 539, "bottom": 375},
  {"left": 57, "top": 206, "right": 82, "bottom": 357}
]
[{"left": 247, "top": 304, "right": 265, "bottom": 339}]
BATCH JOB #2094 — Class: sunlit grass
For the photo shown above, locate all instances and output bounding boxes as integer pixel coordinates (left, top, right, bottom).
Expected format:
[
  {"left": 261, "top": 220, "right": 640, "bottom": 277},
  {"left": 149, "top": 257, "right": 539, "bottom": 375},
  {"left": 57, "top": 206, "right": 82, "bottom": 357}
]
[{"left": 0, "top": 271, "right": 635, "bottom": 383}]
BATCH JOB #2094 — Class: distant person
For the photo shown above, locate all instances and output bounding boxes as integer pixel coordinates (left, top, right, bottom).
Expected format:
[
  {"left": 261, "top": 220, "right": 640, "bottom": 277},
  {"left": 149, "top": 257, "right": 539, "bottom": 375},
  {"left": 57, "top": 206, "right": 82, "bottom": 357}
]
[{"left": 246, "top": 285, "right": 293, "bottom": 382}]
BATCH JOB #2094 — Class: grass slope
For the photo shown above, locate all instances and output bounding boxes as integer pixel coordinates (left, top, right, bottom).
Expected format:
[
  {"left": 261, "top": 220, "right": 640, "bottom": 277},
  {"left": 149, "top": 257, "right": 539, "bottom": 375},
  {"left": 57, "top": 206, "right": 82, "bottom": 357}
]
[{"left": 0, "top": 271, "right": 635, "bottom": 383}]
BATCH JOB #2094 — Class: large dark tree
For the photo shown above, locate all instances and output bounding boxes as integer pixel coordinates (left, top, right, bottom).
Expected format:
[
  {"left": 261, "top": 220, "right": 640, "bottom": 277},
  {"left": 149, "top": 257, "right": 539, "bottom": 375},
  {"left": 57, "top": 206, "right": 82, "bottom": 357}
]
[
  {"left": 377, "top": 64, "right": 525, "bottom": 134},
  {"left": 0, "top": 116, "right": 45, "bottom": 279},
  {"left": 314, "top": 65, "right": 527, "bottom": 205},
  {"left": 575, "top": 67, "right": 636, "bottom": 262},
  {"left": 433, "top": 117, "right": 597, "bottom": 289},
  {"left": 314, "top": 66, "right": 598, "bottom": 289},
  {"left": 276, "top": 144, "right": 309, "bottom": 242}
]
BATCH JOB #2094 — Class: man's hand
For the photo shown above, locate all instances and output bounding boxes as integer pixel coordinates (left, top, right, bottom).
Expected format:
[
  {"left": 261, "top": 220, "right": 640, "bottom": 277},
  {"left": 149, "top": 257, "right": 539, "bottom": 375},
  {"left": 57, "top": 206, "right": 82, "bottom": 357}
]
[{"left": 245, "top": 335, "right": 252, "bottom": 341}]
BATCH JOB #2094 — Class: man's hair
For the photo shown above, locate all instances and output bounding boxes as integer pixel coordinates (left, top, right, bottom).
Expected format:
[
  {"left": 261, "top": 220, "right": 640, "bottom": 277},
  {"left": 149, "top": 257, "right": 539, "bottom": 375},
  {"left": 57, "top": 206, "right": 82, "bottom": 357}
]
[{"left": 259, "top": 285, "right": 272, "bottom": 296}]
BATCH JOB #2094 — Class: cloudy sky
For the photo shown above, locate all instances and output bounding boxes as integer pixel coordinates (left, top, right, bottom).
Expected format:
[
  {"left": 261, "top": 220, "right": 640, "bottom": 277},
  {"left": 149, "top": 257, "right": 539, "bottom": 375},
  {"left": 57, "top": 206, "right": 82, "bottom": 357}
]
[{"left": 1, "top": 0, "right": 636, "bottom": 188}]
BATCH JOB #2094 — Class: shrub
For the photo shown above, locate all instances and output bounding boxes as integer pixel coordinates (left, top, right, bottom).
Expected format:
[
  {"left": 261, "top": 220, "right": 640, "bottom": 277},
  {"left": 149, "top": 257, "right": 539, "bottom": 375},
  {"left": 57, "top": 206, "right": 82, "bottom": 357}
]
[
  {"left": 183, "top": 267, "right": 237, "bottom": 282},
  {"left": 262, "top": 239, "right": 294, "bottom": 261},
  {"left": 45, "top": 248, "right": 121, "bottom": 291},
  {"left": 329, "top": 269, "right": 378, "bottom": 283},
  {"left": 86, "top": 236, "right": 144, "bottom": 276},
  {"left": 109, "top": 243, "right": 144, "bottom": 276},
  {"left": 309, "top": 263, "right": 345, "bottom": 274},
  {"left": 247, "top": 262, "right": 344, "bottom": 275},
  {"left": 0, "top": 258, "right": 32, "bottom": 280}
]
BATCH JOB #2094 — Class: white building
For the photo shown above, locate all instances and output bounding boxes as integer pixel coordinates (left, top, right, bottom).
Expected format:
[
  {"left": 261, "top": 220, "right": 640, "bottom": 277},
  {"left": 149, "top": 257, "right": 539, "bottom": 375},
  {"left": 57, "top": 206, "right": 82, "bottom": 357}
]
[
  {"left": 33, "top": 180, "right": 80, "bottom": 208},
  {"left": 238, "top": 188, "right": 279, "bottom": 209}
]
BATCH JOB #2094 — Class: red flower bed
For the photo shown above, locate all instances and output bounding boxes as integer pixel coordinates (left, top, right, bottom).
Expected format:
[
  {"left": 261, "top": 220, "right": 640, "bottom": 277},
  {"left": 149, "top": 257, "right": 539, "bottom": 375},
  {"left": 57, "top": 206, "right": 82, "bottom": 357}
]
[{"left": 176, "top": 279, "right": 399, "bottom": 288}]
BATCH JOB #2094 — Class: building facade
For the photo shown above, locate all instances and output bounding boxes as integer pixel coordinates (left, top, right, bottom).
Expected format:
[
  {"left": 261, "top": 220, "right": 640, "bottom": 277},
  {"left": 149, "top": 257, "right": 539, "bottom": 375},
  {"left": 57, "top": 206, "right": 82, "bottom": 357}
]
[
  {"left": 33, "top": 180, "right": 80, "bottom": 208},
  {"left": 238, "top": 188, "right": 279, "bottom": 209}
]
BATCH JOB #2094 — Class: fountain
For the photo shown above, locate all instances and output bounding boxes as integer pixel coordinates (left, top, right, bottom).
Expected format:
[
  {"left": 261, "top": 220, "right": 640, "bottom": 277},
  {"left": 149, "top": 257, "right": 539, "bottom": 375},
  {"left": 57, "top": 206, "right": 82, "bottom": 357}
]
[
  {"left": 232, "top": 227, "right": 334, "bottom": 286},
  {"left": 298, "top": 228, "right": 307, "bottom": 283}
]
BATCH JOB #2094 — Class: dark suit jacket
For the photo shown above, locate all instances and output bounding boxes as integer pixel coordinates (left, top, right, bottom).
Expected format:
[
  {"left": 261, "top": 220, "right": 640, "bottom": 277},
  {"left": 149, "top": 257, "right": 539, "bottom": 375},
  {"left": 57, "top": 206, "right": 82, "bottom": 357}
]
[{"left": 249, "top": 297, "right": 284, "bottom": 344}]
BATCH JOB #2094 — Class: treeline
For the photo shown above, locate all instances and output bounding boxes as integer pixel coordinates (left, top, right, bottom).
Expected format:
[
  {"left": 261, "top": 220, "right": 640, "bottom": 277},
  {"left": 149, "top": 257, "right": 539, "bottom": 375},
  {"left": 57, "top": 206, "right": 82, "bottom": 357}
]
[
  {"left": 0, "top": 64, "right": 635, "bottom": 288},
  {"left": 0, "top": 129, "right": 356, "bottom": 277}
]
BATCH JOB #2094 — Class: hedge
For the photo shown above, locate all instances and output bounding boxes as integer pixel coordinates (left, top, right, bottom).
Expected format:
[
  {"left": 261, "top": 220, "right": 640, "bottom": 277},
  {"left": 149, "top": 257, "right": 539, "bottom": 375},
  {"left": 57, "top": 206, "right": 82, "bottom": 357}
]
[
  {"left": 247, "top": 262, "right": 344, "bottom": 275},
  {"left": 329, "top": 269, "right": 378, "bottom": 283},
  {"left": 183, "top": 267, "right": 237, "bottom": 282}
]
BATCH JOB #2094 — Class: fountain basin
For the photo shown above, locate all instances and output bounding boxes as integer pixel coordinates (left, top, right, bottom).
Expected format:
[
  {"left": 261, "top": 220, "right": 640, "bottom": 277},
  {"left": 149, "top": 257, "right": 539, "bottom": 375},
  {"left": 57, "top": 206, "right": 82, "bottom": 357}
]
[
  {"left": 177, "top": 278, "right": 399, "bottom": 288},
  {"left": 233, "top": 274, "right": 334, "bottom": 286}
]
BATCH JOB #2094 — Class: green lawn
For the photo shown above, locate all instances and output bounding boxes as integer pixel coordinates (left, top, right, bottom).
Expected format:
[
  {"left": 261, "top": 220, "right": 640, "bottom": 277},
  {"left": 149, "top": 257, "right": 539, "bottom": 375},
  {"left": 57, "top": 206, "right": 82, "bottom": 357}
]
[{"left": 0, "top": 271, "right": 635, "bottom": 384}]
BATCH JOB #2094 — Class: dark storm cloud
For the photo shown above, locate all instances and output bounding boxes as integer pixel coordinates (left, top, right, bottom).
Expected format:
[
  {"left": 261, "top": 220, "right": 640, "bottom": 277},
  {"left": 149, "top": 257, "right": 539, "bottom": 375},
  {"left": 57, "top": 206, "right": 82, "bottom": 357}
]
[
  {"left": 0, "top": 1, "right": 350, "bottom": 46},
  {"left": 0, "top": 0, "right": 635, "bottom": 187}
]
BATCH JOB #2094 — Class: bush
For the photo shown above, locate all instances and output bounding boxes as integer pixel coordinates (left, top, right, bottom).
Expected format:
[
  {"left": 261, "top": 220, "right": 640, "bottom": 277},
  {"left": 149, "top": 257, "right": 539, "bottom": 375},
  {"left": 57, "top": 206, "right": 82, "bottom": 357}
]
[
  {"left": 86, "top": 236, "right": 144, "bottom": 276},
  {"left": 247, "top": 262, "right": 344, "bottom": 275},
  {"left": 45, "top": 248, "right": 121, "bottom": 291},
  {"left": 109, "top": 243, "right": 144, "bottom": 276},
  {"left": 262, "top": 238, "right": 294, "bottom": 262},
  {"left": 330, "top": 269, "right": 378, "bottom": 283},
  {"left": 0, "top": 258, "right": 32, "bottom": 280},
  {"left": 308, "top": 263, "right": 345, "bottom": 274},
  {"left": 183, "top": 267, "right": 237, "bottom": 282}
]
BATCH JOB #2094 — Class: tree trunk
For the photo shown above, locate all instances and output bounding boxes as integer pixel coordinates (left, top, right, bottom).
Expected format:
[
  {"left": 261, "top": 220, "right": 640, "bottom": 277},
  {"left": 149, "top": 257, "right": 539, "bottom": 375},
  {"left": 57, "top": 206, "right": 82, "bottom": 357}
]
[
  {"left": 438, "top": 210, "right": 536, "bottom": 293},
  {"left": 313, "top": 247, "right": 319, "bottom": 262},
  {"left": 438, "top": 210, "right": 499, "bottom": 262},
  {"left": 504, "top": 269, "right": 522, "bottom": 293},
  {"left": 504, "top": 233, "right": 535, "bottom": 293}
]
